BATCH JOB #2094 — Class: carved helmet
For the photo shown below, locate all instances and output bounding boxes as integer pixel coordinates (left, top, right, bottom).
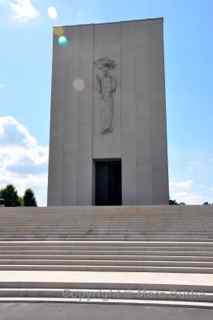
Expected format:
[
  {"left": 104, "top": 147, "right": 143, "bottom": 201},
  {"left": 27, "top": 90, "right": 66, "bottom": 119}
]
[{"left": 94, "top": 57, "right": 117, "bottom": 70}]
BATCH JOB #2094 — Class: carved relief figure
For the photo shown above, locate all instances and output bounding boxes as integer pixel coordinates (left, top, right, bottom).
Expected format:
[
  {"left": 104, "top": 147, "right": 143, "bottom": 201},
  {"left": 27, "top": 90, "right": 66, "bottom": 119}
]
[{"left": 94, "top": 57, "right": 117, "bottom": 134}]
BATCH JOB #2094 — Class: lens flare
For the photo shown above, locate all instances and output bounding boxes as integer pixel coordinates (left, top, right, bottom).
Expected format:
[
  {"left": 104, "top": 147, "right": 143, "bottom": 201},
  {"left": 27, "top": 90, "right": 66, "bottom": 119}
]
[
  {"left": 58, "top": 35, "right": 69, "bottom": 48},
  {"left": 54, "top": 26, "right": 64, "bottom": 37},
  {"left": 48, "top": 7, "right": 58, "bottom": 19},
  {"left": 73, "top": 79, "right": 85, "bottom": 92}
]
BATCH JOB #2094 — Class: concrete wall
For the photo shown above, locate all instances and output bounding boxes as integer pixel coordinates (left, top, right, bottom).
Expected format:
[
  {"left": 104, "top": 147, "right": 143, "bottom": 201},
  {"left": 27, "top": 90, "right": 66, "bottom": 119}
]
[{"left": 48, "top": 18, "right": 169, "bottom": 206}]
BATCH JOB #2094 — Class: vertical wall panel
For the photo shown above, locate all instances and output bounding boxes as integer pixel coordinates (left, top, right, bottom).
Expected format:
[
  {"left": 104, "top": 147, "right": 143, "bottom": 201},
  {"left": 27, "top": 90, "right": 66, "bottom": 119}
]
[
  {"left": 93, "top": 23, "right": 121, "bottom": 159},
  {"left": 77, "top": 25, "right": 93, "bottom": 205},
  {"left": 134, "top": 22, "right": 153, "bottom": 204},
  {"left": 148, "top": 21, "right": 169, "bottom": 204},
  {"left": 48, "top": 32, "right": 68, "bottom": 205},
  {"left": 62, "top": 27, "right": 80, "bottom": 204},
  {"left": 120, "top": 22, "right": 137, "bottom": 204}
]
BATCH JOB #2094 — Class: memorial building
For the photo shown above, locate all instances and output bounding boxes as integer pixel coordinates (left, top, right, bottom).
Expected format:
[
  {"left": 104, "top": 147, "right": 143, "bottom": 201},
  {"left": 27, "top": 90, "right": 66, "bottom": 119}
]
[{"left": 48, "top": 18, "right": 169, "bottom": 206}]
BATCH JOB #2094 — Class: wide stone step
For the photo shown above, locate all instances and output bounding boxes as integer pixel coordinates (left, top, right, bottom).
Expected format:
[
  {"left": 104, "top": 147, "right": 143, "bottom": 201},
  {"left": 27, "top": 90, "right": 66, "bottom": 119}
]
[
  {"left": 1, "top": 246, "right": 213, "bottom": 252},
  {"left": 1, "top": 259, "right": 213, "bottom": 268},
  {"left": 0, "top": 234, "right": 212, "bottom": 238},
  {"left": 0, "top": 232, "right": 212, "bottom": 236},
  {"left": 1, "top": 229, "right": 212, "bottom": 232},
  {"left": 1, "top": 227, "right": 213, "bottom": 231},
  {"left": 1, "top": 264, "right": 213, "bottom": 272},
  {"left": 1, "top": 235, "right": 212, "bottom": 239},
  {"left": 1, "top": 287, "right": 213, "bottom": 306},
  {"left": 14, "top": 244, "right": 213, "bottom": 249},
  {"left": 0, "top": 241, "right": 213, "bottom": 250},
  {"left": 0, "top": 248, "right": 213, "bottom": 256},
  {"left": 1, "top": 254, "right": 213, "bottom": 261},
  {"left": 0, "top": 229, "right": 211, "bottom": 232},
  {"left": 1, "top": 249, "right": 213, "bottom": 256},
  {"left": 6, "top": 224, "right": 207, "bottom": 226},
  {"left": 0, "top": 240, "right": 213, "bottom": 245},
  {"left": 5, "top": 225, "right": 201, "bottom": 229},
  {"left": 1, "top": 246, "right": 213, "bottom": 251}
]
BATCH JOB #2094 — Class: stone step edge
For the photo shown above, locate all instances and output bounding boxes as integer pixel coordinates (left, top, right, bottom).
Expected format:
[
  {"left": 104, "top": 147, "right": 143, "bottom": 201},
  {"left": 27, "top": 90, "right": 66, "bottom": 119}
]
[
  {"left": 1, "top": 260, "right": 213, "bottom": 266},
  {"left": 2, "top": 281, "right": 213, "bottom": 292},
  {"left": 0, "top": 238, "right": 213, "bottom": 241},
  {"left": 0, "top": 287, "right": 213, "bottom": 303},
  {"left": 2, "top": 265, "right": 213, "bottom": 273},
  {"left": 1, "top": 255, "right": 213, "bottom": 261},
  {"left": 0, "top": 240, "right": 212, "bottom": 244},
  {"left": 0, "top": 296, "right": 213, "bottom": 308},
  {"left": 0, "top": 251, "right": 213, "bottom": 257}
]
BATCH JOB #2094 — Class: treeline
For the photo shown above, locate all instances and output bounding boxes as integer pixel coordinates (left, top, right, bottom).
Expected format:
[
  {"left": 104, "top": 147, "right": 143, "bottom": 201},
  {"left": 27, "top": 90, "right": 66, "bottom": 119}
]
[
  {"left": 0, "top": 185, "right": 37, "bottom": 207},
  {"left": 169, "top": 199, "right": 185, "bottom": 205},
  {"left": 169, "top": 199, "right": 213, "bottom": 206}
]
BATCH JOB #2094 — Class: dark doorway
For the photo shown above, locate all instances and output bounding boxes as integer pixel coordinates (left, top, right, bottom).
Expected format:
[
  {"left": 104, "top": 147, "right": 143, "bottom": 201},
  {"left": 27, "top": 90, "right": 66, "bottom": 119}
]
[{"left": 94, "top": 159, "right": 122, "bottom": 206}]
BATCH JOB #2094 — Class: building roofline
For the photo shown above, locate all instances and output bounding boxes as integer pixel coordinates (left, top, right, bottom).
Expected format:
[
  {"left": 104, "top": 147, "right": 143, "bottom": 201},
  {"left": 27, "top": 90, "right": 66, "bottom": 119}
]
[{"left": 53, "top": 17, "right": 163, "bottom": 30}]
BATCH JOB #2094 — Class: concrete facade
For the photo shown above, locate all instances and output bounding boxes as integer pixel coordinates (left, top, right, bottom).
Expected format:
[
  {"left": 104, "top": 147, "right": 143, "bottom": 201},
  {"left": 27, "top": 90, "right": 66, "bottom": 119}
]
[{"left": 48, "top": 18, "right": 169, "bottom": 206}]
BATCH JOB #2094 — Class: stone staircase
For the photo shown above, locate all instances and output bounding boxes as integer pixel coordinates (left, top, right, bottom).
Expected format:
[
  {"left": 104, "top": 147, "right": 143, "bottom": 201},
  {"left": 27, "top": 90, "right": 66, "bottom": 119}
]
[
  {"left": 0, "top": 206, "right": 213, "bottom": 241},
  {"left": 0, "top": 205, "right": 213, "bottom": 307},
  {"left": 2, "top": 241, "right": 213, "bottom": 272}
]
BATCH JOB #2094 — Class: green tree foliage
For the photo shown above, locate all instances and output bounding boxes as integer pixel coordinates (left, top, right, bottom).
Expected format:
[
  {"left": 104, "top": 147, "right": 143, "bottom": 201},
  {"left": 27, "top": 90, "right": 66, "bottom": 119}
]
[
  {"left": 169, "top": 199, "right": 179, "bottom": 205},
  {"left": 23, "top": 189, "right": 37, "bottom": 207},
  {"left": 169, "top": 199, "right": 186, "bottom": 206},
  {"left": 0, "top": 185, "right": 21, "bottom": 207}
]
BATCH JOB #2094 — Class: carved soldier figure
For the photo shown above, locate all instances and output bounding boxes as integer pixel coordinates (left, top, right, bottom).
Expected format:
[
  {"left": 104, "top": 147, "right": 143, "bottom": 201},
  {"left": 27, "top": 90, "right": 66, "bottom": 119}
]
[{"left": 94, "top": 58, "right": 117, "bottom": 134}]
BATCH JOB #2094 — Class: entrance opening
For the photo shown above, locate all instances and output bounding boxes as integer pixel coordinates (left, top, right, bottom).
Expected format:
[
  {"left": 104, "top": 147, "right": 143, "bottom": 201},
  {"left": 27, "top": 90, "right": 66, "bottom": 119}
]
[{"left": 94, "top": 159, "right": 122, "bottom": 206}]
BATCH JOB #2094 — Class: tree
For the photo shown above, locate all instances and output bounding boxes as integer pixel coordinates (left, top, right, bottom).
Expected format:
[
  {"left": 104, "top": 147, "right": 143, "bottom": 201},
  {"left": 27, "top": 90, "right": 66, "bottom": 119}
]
[
  {"left": 169, "top": 199, "right": 186, "bottom": 205},
  {"left": 0, "top": 185, "right": 21, "bottom": 207},
  {"left": 169, "top": 199, "right": 179, "bottom": 205},
  {"left": 23, "top": 189, "right": 37, "bottom": 207}
]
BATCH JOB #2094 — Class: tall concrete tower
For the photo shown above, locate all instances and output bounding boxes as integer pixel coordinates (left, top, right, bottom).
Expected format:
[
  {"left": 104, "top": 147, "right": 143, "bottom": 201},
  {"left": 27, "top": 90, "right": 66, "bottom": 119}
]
[{"left": 48, "top": 18, "right": 169, "bottom": 206}]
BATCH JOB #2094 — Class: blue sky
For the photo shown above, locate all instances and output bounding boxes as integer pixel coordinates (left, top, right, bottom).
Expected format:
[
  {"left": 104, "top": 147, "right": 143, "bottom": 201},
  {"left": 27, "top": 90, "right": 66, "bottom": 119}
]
[{"left": 0, "top": 0, "right": 212, "bottom": 205}]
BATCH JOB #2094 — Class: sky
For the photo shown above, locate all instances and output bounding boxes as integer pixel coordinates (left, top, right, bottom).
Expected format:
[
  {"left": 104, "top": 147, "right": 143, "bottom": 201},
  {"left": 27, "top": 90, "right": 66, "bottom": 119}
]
[{"left": 0, "top": 0, "right": 212, "bottom": 205}]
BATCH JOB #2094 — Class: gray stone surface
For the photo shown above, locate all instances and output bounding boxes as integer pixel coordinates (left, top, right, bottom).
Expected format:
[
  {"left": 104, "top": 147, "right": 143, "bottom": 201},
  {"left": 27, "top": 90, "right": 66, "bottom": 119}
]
[
  {"left": 0, "top": 206, "right": 213, "bottom": 315},
  {"left": 0, "top": 206, "right": 213, "bottom": 273},
  {"left": 48, "top": 18, "right": 169, "bottom": 206},
  {"left": 0, "top": 303, "right": 213, "bottom": 320}
]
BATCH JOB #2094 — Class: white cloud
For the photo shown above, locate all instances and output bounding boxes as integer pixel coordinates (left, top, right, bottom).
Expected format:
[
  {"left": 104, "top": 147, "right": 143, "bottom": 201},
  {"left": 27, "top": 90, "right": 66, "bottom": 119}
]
[
  {"left": 170, "top": 180, "right": 193, "bottom": 191},
  {"left": 169, "top": 179, "right": 208, "bottom": 204},
  {"left": 9, "top": 0, "right": 39, "bottom": 22},
  {"left": 170, "top": 191, "right": 204, "bottom": 205},
  {"left": 0, "top": 116, "right": 48, "bottom": 205},
  {"left": 0, "top": 116, "right": 37, "bottom": 146},
  {"left": 48, "top": 6, "right": 58, "bottom": 19}
]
